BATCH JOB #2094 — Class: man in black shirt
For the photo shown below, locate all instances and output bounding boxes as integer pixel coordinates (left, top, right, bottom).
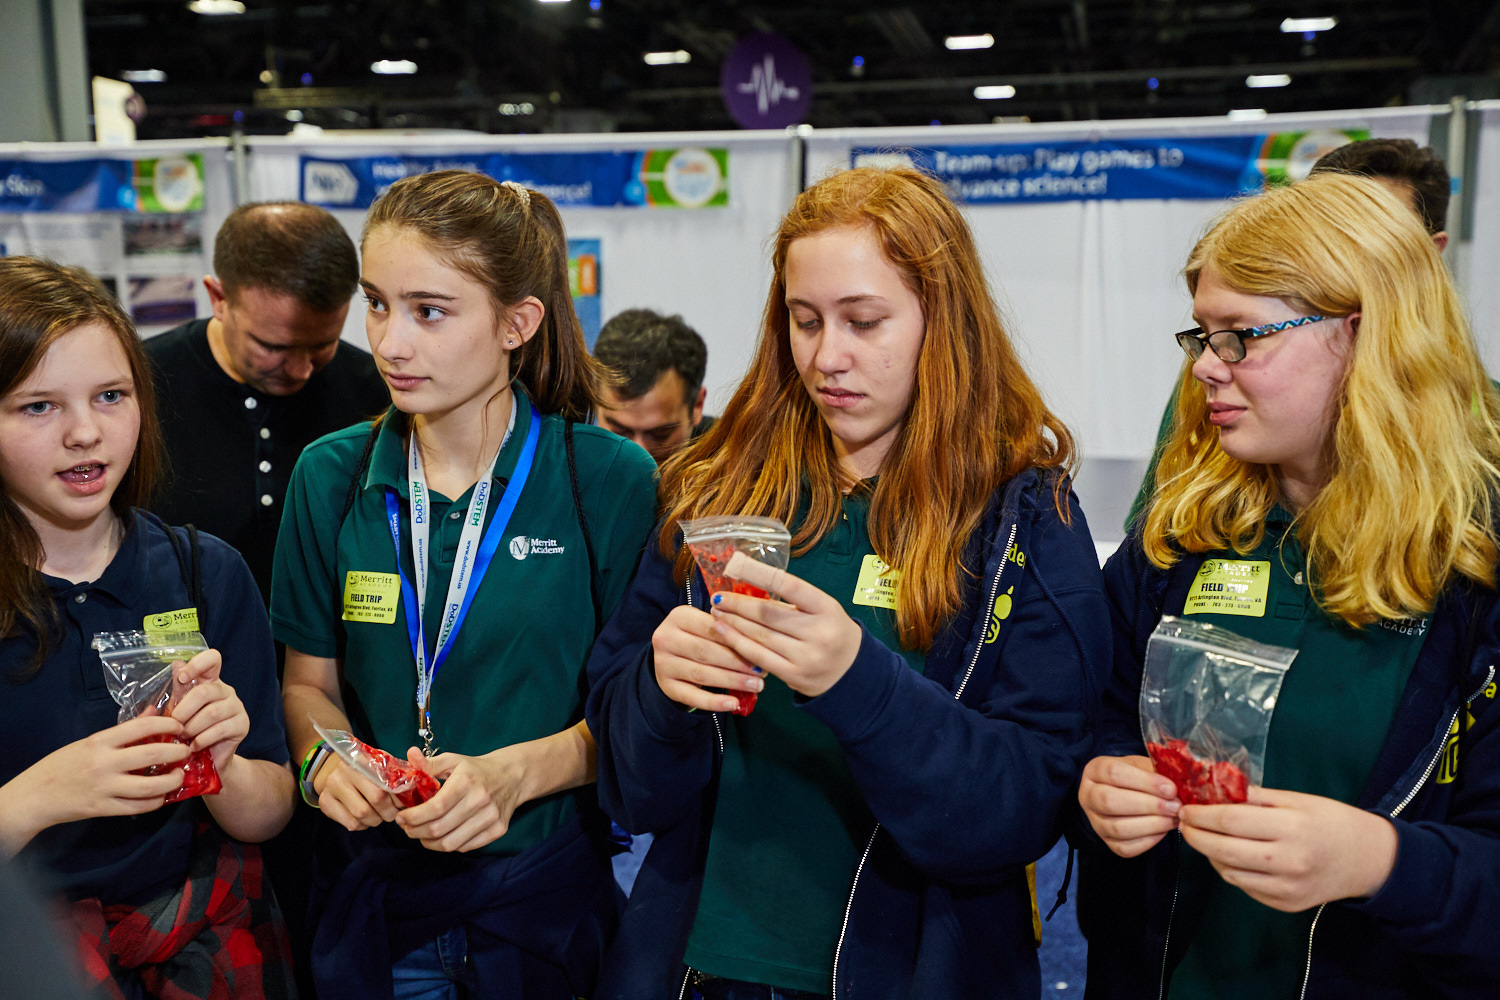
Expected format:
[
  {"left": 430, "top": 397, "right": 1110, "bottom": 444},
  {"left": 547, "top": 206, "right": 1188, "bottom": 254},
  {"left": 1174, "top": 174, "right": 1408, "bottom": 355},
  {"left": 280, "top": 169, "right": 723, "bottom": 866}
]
[
  {"left": 146, "top": 202, "right": 388, "bottom": 601},
  {"left": 593, "top": 307, "right": 716, "bottom": 464}
]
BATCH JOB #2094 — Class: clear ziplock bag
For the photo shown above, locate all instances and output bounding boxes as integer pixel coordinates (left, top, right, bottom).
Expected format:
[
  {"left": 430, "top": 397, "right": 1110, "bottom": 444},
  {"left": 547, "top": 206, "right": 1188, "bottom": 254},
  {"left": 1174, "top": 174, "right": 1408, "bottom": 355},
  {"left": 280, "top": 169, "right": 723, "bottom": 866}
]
[
  {"left": 1138, "top": 616, "right": 1296, "bottom": 804},
  {"left": 92, "top": 630, "right": 222, "bottom": 802},
  {"left": 680, "top": 516, "right": 792, "bottom": 600},
  {"left": 311, "top": 720, "right": 440, "bottom": 809},
  {"left": 679, "top": 515, "right": 792, "bottom": 716}
]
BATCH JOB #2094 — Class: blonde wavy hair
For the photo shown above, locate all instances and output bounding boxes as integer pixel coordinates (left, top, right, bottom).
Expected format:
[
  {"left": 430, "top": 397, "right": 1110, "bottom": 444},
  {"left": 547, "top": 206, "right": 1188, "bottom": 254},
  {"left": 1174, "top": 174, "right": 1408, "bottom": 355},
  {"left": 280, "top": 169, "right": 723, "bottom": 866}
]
[{"left": 1144, "top": 172, "right": 1500, "bottom": 625}]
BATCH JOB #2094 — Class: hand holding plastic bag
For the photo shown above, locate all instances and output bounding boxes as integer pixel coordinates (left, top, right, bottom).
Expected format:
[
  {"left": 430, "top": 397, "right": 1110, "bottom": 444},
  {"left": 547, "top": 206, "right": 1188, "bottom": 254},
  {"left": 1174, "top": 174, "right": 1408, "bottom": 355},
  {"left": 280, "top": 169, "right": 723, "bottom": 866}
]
[
  {"left": 1138, "top": 617, "right": 1295, "bottom": 804},
  {"left": 680, "top": 516, "right": 791, "bottom": 714},
  {"left": 311, "top": 721, "right": 440, "bottom": 809},
  {"left": 93, "top": 631, "right": 222, "bottom": 803}
]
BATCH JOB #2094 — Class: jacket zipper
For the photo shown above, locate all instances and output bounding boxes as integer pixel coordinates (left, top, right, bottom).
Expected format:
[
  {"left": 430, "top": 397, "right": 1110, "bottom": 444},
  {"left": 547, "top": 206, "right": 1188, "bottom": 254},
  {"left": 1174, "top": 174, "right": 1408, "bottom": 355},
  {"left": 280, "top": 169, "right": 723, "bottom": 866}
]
[
  {"left": 830, "top": 520, "right": 1018, "bottom": 999},
  {"left": 1296, "top": 663, "right": 1495, "bottom": 1000},
  {"left": 678, "top": 573, "right": 726, "bottom": 999},
  {"left": 1156, "top": 833, "right": 1182, "bottom": 1000}
]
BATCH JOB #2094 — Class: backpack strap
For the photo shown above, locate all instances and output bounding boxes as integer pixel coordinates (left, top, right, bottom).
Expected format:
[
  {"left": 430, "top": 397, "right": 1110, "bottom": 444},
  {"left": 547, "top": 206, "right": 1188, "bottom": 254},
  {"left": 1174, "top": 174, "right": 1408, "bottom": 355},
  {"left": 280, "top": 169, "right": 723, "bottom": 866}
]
[
  {"left": 163, "top": 522, "right": 206, "bottom": 634},
  {"left": 563, "top": 419, "right": 604, "bottom": 636}
]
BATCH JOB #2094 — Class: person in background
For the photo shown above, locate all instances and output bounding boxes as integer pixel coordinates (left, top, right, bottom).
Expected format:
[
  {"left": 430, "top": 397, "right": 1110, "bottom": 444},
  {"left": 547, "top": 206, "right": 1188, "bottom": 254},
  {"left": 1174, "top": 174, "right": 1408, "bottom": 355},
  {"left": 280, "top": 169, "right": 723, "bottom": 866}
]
[
  {"left": 1080, "top": 173, "right": 1500, "bottom": 998},
  {"left": 146, "top": 201, "right": 389, "bottom": 603},
  {"left": 1124, "top": 138, "right": 1452, "bottom": 528},
  {"left": 0, "top": 257, "right": 295, "bottom": 999},
  {"left": 593, "top": 308, "right": 714, "bottom": 464},
  {"left": 587, "top": 166, "right": 1106, "bottom": 1000}
]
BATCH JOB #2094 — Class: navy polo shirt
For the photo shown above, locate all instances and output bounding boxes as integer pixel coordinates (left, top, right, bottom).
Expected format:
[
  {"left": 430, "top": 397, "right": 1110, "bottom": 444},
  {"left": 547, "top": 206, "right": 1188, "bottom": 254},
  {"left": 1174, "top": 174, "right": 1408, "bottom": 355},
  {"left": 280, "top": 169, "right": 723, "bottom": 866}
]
[{"left": 0, "top": 510, "right": 289, "bottom": 904}]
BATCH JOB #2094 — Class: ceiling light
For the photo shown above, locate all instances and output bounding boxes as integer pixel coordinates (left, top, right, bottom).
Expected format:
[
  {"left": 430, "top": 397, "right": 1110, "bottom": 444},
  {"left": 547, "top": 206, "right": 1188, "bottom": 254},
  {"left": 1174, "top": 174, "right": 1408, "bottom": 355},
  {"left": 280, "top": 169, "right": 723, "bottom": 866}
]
[
  {"left": 122, "top": 69, "right": 167, "bottom": 83},
  {"left": 974, "top": 85, "right": 1016, "bottom": 99},
  {"left": 1280, "top": 16, "right": 1336, "bottom": 33},
  {"left": 371, "top": 59, "right": 418, "bottom": 74},
  {"left": 1246, "top": 74, "right": 1291, "bottom": 88},
  {"left": 539, "top": 0, "right": 569, "bottom": 4},
  {"left": 643, "top": 50, "right": 691, "bottom": 65},
  {"left": 945, "top": 34, "right": 994, "bottom": 50},
  {"left": 1228, "top": 108, "right": 1268, "bottom": 121},
  {"left": 187, "top": 0, "right": 245, "bottom": 13}
]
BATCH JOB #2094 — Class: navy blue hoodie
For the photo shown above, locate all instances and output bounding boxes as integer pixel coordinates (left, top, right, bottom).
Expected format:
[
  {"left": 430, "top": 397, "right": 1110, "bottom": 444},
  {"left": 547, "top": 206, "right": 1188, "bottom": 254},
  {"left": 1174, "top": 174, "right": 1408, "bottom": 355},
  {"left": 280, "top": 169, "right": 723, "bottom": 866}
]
[
  {"left": 586, "top": 469, "right": 1107, "bottom": 999},
  {"left": 1078, "top": 533, "right": 1500, "bottom": 1000}
]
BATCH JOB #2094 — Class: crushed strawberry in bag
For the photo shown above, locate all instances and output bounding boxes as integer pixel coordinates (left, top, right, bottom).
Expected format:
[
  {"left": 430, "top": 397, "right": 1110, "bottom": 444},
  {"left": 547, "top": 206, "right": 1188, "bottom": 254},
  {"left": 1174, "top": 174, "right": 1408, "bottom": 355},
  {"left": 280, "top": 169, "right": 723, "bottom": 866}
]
[
  {"left": 1138, "top": 617, "right": 1295, "bottom": 805},
  {"left": 679, "top": 516, "right": 792, "bottom": 717},
  {"left": 311, "top": 722, "right": 440, "bottom": 807},
  {"left": 93, "top": 631, "right": 223, "bottom": 802},
  {"left": 1147, "top": 739, "right": 1250, "bottom": 805}
]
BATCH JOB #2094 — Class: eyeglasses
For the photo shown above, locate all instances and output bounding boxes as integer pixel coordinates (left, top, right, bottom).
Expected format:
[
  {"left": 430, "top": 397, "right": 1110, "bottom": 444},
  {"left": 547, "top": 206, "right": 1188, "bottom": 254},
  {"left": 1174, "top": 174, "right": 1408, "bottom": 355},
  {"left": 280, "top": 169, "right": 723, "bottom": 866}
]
[{"left": 1175, "top": 315, "right": 1328, "bottom": 363}]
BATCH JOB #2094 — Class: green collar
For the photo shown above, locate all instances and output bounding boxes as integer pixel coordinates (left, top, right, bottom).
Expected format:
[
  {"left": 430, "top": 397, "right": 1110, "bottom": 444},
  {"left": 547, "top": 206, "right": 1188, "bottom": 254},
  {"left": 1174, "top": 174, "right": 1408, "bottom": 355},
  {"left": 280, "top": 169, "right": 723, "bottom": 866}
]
[{"left": 363, "top": 385, "right": 536, "bottom": 500}]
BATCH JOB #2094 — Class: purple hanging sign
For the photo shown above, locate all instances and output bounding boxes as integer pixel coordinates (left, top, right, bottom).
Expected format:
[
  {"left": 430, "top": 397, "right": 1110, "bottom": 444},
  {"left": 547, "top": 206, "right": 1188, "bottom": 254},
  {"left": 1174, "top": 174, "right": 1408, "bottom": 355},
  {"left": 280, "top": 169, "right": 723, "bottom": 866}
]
[{"left": 720, "top": 34, "right": 813, "bottom": 130}]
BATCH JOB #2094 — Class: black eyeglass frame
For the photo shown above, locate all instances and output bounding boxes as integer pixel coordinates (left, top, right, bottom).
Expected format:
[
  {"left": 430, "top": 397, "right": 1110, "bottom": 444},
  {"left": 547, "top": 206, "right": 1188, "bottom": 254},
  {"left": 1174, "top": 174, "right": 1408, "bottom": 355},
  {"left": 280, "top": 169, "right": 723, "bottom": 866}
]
[{"left": 1175, "top": 315, "right": 1329, "bottom": 363}]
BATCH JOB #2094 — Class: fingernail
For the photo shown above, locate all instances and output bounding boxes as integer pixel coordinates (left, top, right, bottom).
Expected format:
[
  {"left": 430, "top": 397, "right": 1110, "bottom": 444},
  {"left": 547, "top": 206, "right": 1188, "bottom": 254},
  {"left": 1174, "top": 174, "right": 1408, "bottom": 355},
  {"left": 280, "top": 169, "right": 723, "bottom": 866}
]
[
  {"left": 178, "top": 671, "right": 189, "bottom": 683},
  {"left": 752, "top": 666, "right": 763, "bottom": 675},
  {"left": 712, "top": 594, "right": 722, "bottom": 605},
  {"left": 722, "top": 699, "right": 739, "bottom": 712},
  {"left": 1162, "top": 800, "right": 1179, "bottom": 816},
  {"left": 747, "top": 678, "right": 763, "bottom": 692}
]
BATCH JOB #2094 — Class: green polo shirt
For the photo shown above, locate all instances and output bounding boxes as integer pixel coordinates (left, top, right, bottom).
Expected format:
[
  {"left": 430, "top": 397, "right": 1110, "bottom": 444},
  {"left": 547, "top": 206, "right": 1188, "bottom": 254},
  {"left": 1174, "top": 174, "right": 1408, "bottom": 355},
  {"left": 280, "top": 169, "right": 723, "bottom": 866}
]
[
  {"left": 1166, "top": 509, "right": 1428, "bottom": 1000},
  {"left": 684, "top": 491, "right": 926, "bottom": 993},
  {"left": 271, "top": 389, "right": 657, "bottom": 856}
]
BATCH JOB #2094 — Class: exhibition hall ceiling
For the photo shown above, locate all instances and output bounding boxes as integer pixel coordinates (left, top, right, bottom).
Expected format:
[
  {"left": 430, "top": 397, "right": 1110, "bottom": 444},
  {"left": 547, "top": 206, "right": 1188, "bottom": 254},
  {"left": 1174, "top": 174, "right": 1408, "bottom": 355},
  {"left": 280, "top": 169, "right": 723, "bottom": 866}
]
[{"left": 84, "top": 0, "right": 1500, "bottom": 137}]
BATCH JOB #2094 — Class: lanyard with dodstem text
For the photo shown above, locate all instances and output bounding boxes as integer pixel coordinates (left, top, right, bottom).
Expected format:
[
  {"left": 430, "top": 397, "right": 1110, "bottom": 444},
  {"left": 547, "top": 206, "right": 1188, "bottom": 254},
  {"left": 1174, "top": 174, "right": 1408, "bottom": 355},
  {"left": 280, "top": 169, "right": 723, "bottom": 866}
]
[{"left": 384, "top": 398, "right": 539, "bottom": 755}]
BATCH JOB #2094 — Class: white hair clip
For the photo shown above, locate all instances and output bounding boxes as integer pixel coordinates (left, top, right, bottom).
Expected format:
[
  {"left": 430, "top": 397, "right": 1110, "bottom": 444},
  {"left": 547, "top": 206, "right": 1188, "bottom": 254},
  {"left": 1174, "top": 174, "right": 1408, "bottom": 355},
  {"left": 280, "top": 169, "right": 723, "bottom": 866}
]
[{"left": 500, "top": 180, "right": 531, "bottom": 210}]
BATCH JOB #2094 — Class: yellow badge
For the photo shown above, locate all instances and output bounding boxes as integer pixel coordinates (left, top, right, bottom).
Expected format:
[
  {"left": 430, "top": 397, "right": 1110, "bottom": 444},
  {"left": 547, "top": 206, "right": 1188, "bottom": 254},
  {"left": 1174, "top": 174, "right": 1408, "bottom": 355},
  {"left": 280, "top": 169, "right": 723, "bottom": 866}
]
[
  {"left": 1183, "top": 559, "right": 1270, "bottom": 617},
  {"left": 143, "top": 608, "right": 200, "bottom": 634},
  {"left": 852, "top": 555, "right": 901, "bottom": 610},
  {"left": 342, "top": 571, "right": 401, "bottom": 624}
]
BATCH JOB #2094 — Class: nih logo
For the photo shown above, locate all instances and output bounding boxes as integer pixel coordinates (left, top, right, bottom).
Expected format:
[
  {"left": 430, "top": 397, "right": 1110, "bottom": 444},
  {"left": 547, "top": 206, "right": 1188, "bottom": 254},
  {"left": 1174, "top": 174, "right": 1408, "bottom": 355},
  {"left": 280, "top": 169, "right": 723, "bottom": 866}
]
[{"left": 302, "top": 161, "right": 359, "bottom": 206}]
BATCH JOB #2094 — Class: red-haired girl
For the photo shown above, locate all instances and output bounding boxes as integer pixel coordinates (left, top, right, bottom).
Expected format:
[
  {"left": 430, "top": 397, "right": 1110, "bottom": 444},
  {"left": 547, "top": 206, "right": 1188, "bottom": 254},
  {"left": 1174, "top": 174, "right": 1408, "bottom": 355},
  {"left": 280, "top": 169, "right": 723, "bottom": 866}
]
[{"left": 587, "top": 167, "right": 1107, "bottom": 999}]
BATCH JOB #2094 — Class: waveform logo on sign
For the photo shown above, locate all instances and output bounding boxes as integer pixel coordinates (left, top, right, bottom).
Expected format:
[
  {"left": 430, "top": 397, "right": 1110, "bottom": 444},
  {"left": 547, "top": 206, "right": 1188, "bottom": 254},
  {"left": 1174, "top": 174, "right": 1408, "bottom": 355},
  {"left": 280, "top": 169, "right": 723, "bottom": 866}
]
[
  {"left": 721, "top": 34, "right": 812, "bottom": 129},
  {"left": 738, "top": 56, "right": 800, "bottom": 115}
]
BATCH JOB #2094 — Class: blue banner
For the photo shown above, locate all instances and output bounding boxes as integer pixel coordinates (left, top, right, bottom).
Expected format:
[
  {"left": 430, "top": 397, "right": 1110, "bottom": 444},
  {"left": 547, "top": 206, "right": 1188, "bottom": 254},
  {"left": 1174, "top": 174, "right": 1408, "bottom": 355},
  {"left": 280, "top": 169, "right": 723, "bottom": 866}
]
[
  {"left": 0, "top": 159, "right": 136, "bottom": 213},
  {"left": 0, "top": 154, "right": 206, "bottom": 214},
  {"left": 852, "top": 129, "right": 1366, "bottom": 204},
  {"left": 301, "top": 147, "right": 729, "bottom": 209}
]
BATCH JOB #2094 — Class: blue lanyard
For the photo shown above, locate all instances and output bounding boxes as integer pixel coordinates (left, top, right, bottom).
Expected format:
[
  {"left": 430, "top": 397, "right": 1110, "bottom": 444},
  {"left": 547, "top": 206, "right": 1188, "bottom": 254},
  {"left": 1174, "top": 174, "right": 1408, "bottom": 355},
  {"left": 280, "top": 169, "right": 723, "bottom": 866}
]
[{"left": 385, "top": 403, "right": 540, "bottom": 750}]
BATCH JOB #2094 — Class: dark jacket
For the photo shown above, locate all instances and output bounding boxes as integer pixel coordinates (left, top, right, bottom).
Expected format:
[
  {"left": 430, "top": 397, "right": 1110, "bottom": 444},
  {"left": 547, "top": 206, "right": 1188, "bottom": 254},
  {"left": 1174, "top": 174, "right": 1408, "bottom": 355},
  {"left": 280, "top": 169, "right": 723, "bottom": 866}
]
[
  {"left": 1079, "top": 534, "right": 1500, "bottom": 1000},
  {"left": 585, "top": 468, "right": 1108, "bottom": 999}
]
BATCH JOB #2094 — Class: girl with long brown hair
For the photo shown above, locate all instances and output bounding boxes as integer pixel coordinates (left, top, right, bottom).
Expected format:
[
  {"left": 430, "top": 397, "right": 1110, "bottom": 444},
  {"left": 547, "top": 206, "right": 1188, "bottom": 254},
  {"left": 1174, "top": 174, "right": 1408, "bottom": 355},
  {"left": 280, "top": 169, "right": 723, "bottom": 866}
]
[
  {"left": 586, "top": 166, "right": 1107, "bottom": 999},
  {"left": 0, "top": 256, "right": 296, "bottom": 997},
  {"left": 272, "top": 171, "right": 657, "bottom": 999}
]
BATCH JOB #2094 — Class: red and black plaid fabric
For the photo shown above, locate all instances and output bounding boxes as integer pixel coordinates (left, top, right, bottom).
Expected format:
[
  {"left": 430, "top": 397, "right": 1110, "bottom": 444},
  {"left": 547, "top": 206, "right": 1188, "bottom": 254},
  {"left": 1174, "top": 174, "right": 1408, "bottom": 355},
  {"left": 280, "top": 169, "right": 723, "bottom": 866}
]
[{"left": 71, "top": 823, "right": 296, "bottom": 1000}]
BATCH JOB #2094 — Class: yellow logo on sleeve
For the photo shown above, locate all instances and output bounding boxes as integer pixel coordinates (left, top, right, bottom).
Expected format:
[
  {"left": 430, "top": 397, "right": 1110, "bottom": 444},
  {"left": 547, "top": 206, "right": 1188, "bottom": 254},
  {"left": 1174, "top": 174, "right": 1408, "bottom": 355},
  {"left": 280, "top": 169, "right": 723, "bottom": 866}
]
[
  {"left": 1184, "top": 559, "right": 1270, "bottom": 617},
  {"left": 985, "top": 586, "right": 1015, "bottom": 645},
  {"left": 144, "top": 608, "right": 199, "bottom": 634},
  {"left": 852, "top": 555, "right": 902, "bottom": 610},
  {"left": 342, "top": 571, "right": 401, "bottom": 624}
]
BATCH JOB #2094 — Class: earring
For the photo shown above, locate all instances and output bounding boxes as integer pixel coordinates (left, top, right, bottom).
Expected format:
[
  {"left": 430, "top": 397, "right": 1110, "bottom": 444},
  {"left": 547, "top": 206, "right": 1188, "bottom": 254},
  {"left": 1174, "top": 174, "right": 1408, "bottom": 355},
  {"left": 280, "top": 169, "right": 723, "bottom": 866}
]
[{"left": 507, "top": 339, "right": 516, "bottom": 348}]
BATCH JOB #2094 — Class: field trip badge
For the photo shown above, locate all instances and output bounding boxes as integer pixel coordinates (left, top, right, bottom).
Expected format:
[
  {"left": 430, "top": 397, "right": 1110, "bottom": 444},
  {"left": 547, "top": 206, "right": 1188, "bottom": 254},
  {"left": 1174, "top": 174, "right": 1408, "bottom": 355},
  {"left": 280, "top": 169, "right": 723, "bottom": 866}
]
[
  {"left": 852, "top": 555, "right": 901, "bottom": 609},
  {"left": 1184, "top": 559, "right": 1270, "bottom": 617}
]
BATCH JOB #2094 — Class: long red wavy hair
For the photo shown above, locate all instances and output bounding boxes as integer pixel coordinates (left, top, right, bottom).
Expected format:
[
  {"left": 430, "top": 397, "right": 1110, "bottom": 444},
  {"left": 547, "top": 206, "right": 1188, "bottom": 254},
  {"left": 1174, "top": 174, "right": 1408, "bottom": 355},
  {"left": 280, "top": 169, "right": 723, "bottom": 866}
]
[{"left": 658, "top": 167, "right": 1074, "bottom": 650}]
